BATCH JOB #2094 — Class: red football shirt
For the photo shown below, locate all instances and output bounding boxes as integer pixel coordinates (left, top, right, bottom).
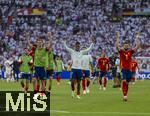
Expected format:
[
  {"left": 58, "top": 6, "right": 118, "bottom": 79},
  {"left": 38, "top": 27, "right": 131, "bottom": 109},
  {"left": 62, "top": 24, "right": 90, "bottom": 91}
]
[
  {"left": 97, "top": 57, "right": 109, "bottom": 72},
  {"left": 130, "top": 60, "right": 138, "bottom": 72},
  {"left": 119, "top": 49, "right": 135, "bottom": 70},
  {"left": 28, "top": 46, "right": 36, "bottom": 60}
]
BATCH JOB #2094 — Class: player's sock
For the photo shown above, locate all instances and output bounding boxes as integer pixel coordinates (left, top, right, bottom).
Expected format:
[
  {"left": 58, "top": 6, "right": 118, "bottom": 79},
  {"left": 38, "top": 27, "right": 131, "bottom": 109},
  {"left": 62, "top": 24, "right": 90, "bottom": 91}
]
[
  {"left": 58, "top": 76, "right": 60, "bottom": 82},
  {"left": 82, "top": 79, "right": 86, "bottom": 90},
  {"left": 56, "top": 76, "right": 59, "bottom": 82},
  {"left": 77, "top": 81, "right": 80, "bottom": 96},
  {"left": 86, "top": 79, "right": 90, "bottom": 87},
  {"left": 104, "top": 77, "right": 107, "bottom": 87},
  {"left": 122, "top": 81, "right": 128, "bottom": 96},
  {"left": 71, "top": 80, "right": 75, "bottom": 91}
]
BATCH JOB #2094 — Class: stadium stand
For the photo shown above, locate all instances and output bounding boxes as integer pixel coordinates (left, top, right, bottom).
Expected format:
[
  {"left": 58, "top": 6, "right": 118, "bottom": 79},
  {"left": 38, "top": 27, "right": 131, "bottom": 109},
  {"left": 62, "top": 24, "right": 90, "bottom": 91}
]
[{"left": 0, "top": 0, "right": 149, "bottom": 70}]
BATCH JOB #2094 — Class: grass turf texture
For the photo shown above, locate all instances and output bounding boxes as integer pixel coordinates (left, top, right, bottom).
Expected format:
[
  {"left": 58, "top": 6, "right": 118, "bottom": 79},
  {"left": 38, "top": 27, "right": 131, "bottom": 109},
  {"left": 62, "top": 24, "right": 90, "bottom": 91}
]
[{"left": 0, "top": 80, "right": 150, "bottom": 116}]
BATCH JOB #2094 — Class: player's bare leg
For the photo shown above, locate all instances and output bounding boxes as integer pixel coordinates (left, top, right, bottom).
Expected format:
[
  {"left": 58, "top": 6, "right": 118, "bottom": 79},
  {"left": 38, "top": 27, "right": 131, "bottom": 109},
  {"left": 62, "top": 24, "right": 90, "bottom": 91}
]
[
  {"left": 24, "top": 79, "right": 29, "bottom": 94},
  {"left": 98, "top": 77, "right": 102, "bottom": 90},
  {"left": 71, "top": 79, "right": 75, "bottom": 98},
  {"left": 77, "top": 79, "right": 81, "bottom": 99},
  {"left": 82, "top": 77, "right": 86, "bottom": 95},
  {"left": 122, "top": 80, "right": 128, "bottom": 101},
  {"left": 86, "top": 78, "right": 90, "bottom": 94},
  {"left": 103, "top": 77, "right": 107, "bottom": 91},
  {"left": 48, "top": 76, "right": 52, "bottom": 94},
  {"left": 21, "top": 79, "right": 25, "bottom": 92},
  {"left": 32, "top": 78, "right": 36, "bottom": 91},
  {"left": 40, "top": 80, "right": 46, "bottom": 99}
]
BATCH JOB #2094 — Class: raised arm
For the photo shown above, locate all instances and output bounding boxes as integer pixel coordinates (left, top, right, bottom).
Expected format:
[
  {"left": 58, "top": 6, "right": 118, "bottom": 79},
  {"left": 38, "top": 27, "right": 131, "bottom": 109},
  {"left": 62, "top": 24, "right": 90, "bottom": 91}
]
[
  {"left": 81, "top": 43, "right": 93, "bottom": 54},
  {"left": 116, "top": 32, "right": 121, "bottom": 52},
  {"left": 133, "top": 32, "right": 141, "bottom": 52},
  {"left": 63, "top": 41, "right": 74, "bottom": 53}
]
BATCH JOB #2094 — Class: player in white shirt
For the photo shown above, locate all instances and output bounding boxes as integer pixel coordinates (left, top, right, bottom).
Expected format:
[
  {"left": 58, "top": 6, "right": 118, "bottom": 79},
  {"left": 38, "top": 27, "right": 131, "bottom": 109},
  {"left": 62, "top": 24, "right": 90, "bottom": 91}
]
[
  {"left": 63, "top": 41, "right": 93, "bottom": 99},
  {"left": 5, "top": 58, "right": 13, "bottom": 82},
  {"left": 115, "top": 58, "right": 121, "bottom": 88},
  {"left": 81, "top": 55, "right": 93, "bottom": 95}
]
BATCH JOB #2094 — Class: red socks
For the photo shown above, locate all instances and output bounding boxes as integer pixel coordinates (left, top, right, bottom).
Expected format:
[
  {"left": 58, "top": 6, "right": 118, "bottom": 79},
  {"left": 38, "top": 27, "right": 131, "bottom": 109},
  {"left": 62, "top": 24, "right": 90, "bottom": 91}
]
[
  {"left": 82, "top": 79, "right": 86, "bottom": 90},
  {"left": 104, "top": 77, "right": 107, "bottom": 87},
  {"left": 56, "top": 76, "right": 60, "bottom": 82},
  {"left": 122, "top": 81, "right": 128, "bottom": 96}
]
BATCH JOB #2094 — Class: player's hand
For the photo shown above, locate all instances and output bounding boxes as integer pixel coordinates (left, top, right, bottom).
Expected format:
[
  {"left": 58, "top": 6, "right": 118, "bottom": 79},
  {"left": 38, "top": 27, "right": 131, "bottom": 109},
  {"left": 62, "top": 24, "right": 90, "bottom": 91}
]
[{"left": 92, "top": 37, "right": 97, "bottom": 44}]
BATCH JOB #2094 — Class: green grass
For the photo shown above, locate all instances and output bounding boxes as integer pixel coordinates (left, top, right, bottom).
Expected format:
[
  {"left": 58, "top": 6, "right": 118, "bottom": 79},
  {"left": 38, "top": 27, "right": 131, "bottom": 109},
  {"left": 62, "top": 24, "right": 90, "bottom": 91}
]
[{"left": 0, "top": 80, "right": 150, "bottom": 116}]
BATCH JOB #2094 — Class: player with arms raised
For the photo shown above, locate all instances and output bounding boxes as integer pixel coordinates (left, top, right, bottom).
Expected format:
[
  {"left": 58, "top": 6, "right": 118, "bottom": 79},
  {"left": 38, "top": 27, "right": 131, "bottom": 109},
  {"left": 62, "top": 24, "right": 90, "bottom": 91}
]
[
  {"left": 63, "top": 40, "right": 93, "bottom": 99},
  {"left": 116, "top": 32, "right": 140, "bottom": 101}
]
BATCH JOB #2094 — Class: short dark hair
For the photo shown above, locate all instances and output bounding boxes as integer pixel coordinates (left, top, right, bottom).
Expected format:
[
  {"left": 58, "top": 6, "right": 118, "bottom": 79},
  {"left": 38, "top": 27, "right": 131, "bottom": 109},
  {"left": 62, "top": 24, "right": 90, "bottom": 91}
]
[
  {"left": 75, "top": 41, "right": 80, "bottom": 45},
  {"left": 124, "top": 40, "right": 130, "bottom": 44}
]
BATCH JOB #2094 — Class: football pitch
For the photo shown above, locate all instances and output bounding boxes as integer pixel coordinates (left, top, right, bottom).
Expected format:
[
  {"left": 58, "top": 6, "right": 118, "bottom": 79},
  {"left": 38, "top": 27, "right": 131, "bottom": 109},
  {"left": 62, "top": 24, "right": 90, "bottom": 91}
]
[{"left": 0, "top": 80, "right": 150, "bottom": 116}]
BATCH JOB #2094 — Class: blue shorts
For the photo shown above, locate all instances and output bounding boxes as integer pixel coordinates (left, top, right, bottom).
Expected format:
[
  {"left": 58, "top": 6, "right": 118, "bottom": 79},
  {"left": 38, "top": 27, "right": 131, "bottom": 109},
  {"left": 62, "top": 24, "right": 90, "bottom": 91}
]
[
  {"left": 56, "top": 72, "right": 62, "bottom": 76},
  {"left": 46, "top": 70, "right": 54, "bottom": 79},
  {"left": 71, "top": 69, "right": 82, "bottom": 81},
  {"left": 94, "top": 71, "right": 99, "bottom": 77},
  {"left": 21, "top": 73, "right": 31, "bottom": 79},
  {"left": 82, "top": 70, "right": 90, "bottom": 79},
  {"left": 35, "top": 67, "right": 46, "bottom": 80},
  {"left": 100, "top": 71, "right": 107, "bottom": 78},
  {"left": 122, "top": 69, "right": 132, "bottom": 82}
]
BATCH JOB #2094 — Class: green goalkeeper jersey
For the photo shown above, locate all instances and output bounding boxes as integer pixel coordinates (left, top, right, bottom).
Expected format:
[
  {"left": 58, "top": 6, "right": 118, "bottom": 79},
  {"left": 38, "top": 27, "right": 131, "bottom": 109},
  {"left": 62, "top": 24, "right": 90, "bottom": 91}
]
[
  {"left": 55, "top": 59, "right": 63, "bottom": 72},
  {"left": 34, "top": 48, "right": 46, "bottom": 67},
  {"left": 20, "top": 54, "right": 32, "bottom": 73},
  {"left": 45, "top": 51, "right": 55, "bottom": 70}
]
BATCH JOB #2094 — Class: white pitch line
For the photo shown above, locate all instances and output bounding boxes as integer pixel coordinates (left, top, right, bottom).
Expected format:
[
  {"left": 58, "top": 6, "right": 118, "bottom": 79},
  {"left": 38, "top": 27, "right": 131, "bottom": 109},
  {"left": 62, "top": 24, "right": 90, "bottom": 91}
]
[
  {"left": 51, "top": 110, "right": 150, "bottom": 115},
  {"left": 50, "top": 110, "right": 70, "bottom": 113}
]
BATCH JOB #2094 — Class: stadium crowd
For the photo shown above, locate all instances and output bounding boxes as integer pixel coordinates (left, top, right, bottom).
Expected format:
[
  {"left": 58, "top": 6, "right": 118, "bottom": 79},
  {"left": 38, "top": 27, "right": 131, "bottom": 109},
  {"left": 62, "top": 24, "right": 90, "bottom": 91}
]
[{"left": 0, "top": 0, "right": 149, "bottom": 67}]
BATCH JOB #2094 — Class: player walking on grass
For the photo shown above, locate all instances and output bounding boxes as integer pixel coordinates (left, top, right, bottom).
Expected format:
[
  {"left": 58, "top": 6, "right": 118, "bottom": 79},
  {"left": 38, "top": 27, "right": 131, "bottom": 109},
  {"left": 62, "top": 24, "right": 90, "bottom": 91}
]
[
  {"left": 19, "top": 48, "right": 33, "bottom": 94},
  {"left": 63, "top": 41, "right": 93, "bottom": 99},
  {"left": 33, "top": 34, "right": 53, "bottom": 99},
  {"left": 81, "top": 54, "right": 93, "bottom": 95},
  {"left": 116, "top": 32, "right": 140, "bottom": 101},
  {"left": 55, "top": 55, "right": 64, "bottom": 85},
  {"left": 45, "top": 33, "right": 57, "bottom": 93},
  {"left": 97, "top": 51, "right": 110, "bottom": 91}
]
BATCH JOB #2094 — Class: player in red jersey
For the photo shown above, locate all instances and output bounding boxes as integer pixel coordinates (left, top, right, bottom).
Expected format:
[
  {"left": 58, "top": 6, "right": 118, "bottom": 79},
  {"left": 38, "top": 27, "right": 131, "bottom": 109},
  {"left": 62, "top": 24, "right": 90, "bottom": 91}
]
[
  {"left": 130, "top": 58, "right": 138, "bottom": 85},
  {"left": 97, "top": 51, "right": 110, "bottom": 91},
  {"left": 116, "top": 32, "right": 140, "bottom": 101}
]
